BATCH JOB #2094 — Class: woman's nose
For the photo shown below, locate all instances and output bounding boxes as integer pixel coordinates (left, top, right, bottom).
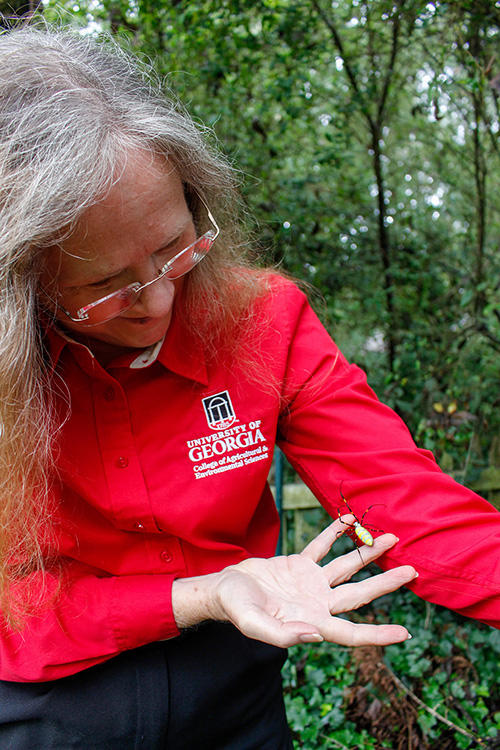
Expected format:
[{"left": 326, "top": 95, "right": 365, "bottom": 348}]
[{"left": 132, "top": 275, "right": 176, "bottom": 317}]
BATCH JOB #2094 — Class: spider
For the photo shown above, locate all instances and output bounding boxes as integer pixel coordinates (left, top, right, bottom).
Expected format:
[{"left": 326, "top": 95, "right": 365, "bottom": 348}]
[{"left": 337, "top": 484, "right": 386, "bottom": 561}]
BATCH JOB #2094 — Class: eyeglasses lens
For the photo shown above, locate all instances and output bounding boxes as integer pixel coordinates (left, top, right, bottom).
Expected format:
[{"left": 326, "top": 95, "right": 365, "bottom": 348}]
[
  {"left": 78, "top": 230, "right": 217, "bottom": 326},
  {"left": 80, "top": 286, "right": 140, "bottom": 326},
  {"left": 164, "top": 231, "right": 214, "bottom": 280}
]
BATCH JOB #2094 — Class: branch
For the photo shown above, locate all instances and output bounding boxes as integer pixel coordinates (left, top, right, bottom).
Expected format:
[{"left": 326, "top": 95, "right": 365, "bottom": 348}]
[
  {"left": 377, "top": 0, "right": 404, "bottom": 124},
  {"left": 310, "top": 0, "right": 375, "bottom": 131},
  {"left": 475, "top": 322, "right": 500, "bottom": 352},
  {"left": 319, "top": 735, "right": 350, "bottom": 750},
  {"left": 380, "top": 660, "right": 486, "bottom": 746}
]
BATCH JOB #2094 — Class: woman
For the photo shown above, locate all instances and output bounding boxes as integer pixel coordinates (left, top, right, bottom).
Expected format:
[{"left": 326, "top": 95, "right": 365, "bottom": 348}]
[{"left": 0, "top": 25, "right": 498, "bottom": 749}]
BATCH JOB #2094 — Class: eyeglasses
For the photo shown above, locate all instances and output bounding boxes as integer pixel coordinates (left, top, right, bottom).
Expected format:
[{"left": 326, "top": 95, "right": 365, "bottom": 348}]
[{"left": 58, "top": 198, "right": 219, "bottom": 327}]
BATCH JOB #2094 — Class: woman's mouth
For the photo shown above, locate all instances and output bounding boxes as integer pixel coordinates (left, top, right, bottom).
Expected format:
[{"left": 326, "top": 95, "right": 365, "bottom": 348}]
[{"left": 123, "top": 316, "right": 155, "bottom": 325}]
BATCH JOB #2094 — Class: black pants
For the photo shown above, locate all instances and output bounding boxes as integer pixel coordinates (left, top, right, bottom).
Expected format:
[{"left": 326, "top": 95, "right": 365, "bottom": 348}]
[{"left": 0, "top": 622, "right": 293, "bottom": 749}]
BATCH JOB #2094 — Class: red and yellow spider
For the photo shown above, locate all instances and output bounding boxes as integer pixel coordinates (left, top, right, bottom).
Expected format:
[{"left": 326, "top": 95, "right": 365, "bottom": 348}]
[{"left": 337, "top": 484, "right": 385, "bottom": 556}]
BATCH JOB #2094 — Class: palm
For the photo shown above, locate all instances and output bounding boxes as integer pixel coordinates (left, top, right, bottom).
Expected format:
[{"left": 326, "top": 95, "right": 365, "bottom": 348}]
[{"left": 215, "top": 518, "right": 416, "bottom": 648}]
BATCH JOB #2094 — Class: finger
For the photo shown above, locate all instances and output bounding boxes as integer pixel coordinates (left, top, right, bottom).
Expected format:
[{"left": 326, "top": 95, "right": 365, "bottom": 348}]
[
  {"left": 235, "top": 606, "right": 410, "bottom": 649},
  {"left": 328, "top": 565, "right": 417, "bottom": 614},
  {"left": 321, "top": 617, "right": 411, "bottom": 647},
  {"left": 235, "top": 607, "right": 326, "bottom": 649},
  {"left": 324, "top": 533, "right": 400, "bottom": 585},
  {"left": 300, "top": 515, "right": 355, "bottom": 562}
]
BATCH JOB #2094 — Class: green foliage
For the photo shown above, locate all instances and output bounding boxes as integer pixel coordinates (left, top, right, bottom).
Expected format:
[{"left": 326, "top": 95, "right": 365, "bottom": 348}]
[{"left": 283, "top": 589, "right": 500, "bottom": 748}]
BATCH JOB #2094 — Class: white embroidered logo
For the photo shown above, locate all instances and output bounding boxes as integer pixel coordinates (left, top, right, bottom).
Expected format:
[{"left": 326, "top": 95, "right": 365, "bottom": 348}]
[
  {"left": 186, "top": 399, "right": 270, "bottom": 479},
  {"left": 202, "top": 391, "right": 236, "bottom": 430}
]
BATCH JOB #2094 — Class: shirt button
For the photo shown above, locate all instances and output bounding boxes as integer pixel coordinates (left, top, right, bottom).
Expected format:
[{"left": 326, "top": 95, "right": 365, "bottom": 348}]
[
  {"left": 116, "top": 456, "right": 129, "bottom": 468},
  {"left": 104, "top": 386, "right": 116, "bottom": 401},
  {"left": 133, "top": 523, "right": 145, "bottom": 531},
  {"left": 160, "top": 550, "right": 173, "bottom": 564}
]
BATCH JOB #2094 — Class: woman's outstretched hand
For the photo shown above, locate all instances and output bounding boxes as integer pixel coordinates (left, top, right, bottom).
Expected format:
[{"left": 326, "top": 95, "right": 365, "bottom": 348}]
[{"left": 172, "top": 516, "right": 417, "bottom": 648}]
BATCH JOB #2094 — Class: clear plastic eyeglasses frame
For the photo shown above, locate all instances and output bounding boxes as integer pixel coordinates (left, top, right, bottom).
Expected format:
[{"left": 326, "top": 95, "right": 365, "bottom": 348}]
[{"left": 58, "top": 196, "right": 220, "bottom": 327}]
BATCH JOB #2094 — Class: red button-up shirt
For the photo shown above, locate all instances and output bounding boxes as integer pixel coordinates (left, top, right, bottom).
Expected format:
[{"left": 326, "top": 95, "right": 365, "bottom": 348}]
[{"left": 2, "top": 278, "right": 500, "bottom": 682}]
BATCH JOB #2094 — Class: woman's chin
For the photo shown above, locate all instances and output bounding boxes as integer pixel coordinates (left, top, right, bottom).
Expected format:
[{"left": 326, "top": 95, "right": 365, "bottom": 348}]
[{"left": 65, "top": 312, "right": 173, "bottom": 364}]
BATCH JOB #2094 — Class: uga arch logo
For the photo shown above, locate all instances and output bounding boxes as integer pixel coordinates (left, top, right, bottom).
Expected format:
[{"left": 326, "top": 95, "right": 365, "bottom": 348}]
[{"left": 202, "top": 391, "right": 236, "bottom": 430}]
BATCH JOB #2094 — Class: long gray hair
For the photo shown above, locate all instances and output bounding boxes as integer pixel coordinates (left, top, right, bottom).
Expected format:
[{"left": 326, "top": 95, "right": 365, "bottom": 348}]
[{"left": 0, "top": 25, "right": 268, "bottom": 625}]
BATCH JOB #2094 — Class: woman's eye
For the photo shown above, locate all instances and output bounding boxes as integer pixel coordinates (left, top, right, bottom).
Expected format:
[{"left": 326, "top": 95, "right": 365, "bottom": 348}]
[
  {"left": 157, "top": 243, "right": 179, "bottom": 259},
  {"left": 157, "top": 232, "right": 188, "bottom": 259},
  {"left": 87, "top": 276, "right": 114, "bottom": 290}
]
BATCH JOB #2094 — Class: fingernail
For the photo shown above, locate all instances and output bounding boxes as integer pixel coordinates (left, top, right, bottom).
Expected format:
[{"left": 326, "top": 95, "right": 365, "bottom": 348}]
[
  {"left": 406, "top": 633, "right": 413, "bottom": 640},
  {"left": 413, "top": 571, "right": 419, "bottom": 578},
  {"left": 300, "top": 633, "right": 324, "bottom": 643}
]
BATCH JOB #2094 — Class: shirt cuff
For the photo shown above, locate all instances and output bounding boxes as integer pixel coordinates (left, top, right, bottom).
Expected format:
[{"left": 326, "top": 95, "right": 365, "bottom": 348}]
[{"left": 110, "top": 574, "right": 181, "bottom": 651}]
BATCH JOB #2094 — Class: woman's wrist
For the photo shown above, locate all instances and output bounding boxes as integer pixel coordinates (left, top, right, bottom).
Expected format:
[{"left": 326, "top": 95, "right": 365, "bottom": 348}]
[{"left": 171, "top": 571, "right": 227, "bottom": 629}]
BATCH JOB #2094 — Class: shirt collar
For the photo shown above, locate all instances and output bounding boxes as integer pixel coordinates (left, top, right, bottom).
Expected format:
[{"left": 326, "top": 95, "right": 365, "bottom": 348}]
[
  {"left": 43, "top": 313, "right": 208, "bottom": 385},
  {"left": 43, "top": 319, "right": 74, "bottom": 371},
  {"left": 156, "top": 312, "right": 209, "bottom": 385}
]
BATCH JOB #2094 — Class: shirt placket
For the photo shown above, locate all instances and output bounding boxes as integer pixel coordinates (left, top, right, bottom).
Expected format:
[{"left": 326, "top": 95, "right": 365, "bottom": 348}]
[
  {"left": 90, "top": 373, "right": 160, "bottom": 533},
  {"left": 93, "top": 367, "right": 187, "bottom": 574}
]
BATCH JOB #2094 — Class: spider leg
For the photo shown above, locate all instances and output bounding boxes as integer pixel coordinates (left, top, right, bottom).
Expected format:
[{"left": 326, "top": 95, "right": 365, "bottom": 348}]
[
  {"left": 339, "top": 484, "right": 355, "bottom": 515},
  {"left": 338, "top": 483, "right": 362, "bottom": 529},
  {"left": 360, "top": 503, "right": 387, "bottom": 525},
  {"left": 354, "top": 541, "right": 365, "bottom": 566},
  {"left": 336, "top": 514, "right": 355, "bottom": 542},
  {"left": 363, "top": 524, "right": 385, "bottom": 535},
  {"left": 338, "top": 521, "right": 369, "bottom": 566},
  {"left": 337, "top": 513, "right": 354, "bottom": 527}
]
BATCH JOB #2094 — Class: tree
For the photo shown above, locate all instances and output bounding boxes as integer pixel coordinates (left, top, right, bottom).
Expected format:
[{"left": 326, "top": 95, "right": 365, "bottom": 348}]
[
  {"left": 39, "top": 0, "right": 500, "bottom": 471},
  {"left": 0, "top": 0, "right": 42, "bottom": 26}
]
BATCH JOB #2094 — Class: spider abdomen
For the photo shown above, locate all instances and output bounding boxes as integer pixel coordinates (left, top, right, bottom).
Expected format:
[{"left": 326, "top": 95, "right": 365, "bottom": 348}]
[{"left": 354, "top": 523, "right": 374, "bottom": 546}]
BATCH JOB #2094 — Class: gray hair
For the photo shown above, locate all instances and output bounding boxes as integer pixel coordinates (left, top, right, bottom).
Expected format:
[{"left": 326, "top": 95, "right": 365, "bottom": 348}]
[
  {"left": 0, "top": 26, "right": 241, "bottom": 263},
  {"left": 0, "top": 26, "right": 264, "bottom": 626}
]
